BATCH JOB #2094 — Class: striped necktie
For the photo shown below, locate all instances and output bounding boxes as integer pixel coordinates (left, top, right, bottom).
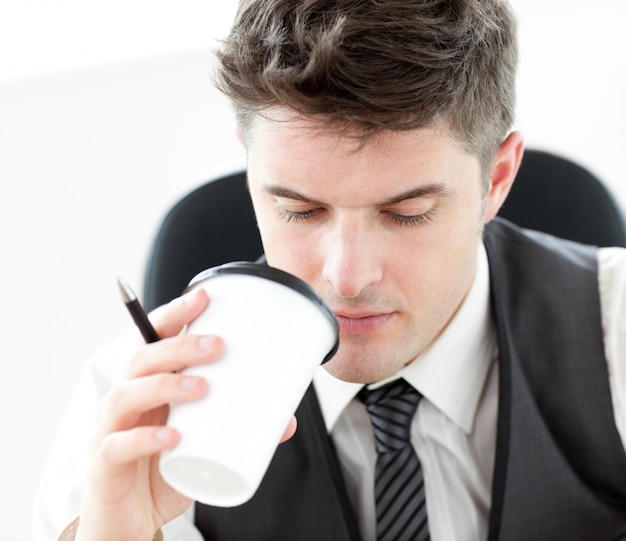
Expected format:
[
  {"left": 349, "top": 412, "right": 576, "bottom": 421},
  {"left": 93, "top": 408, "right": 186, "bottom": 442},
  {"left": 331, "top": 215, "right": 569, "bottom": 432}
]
[{"left": 358, "top": 379, "right": 429, "bottom": 541}]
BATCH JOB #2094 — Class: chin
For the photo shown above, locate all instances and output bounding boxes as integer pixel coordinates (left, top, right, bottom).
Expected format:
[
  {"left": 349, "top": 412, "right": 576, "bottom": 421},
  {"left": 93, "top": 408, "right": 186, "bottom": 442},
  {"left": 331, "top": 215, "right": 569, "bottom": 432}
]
[{"left": 324, "top": 356, "right": 397, "bottom": 384}]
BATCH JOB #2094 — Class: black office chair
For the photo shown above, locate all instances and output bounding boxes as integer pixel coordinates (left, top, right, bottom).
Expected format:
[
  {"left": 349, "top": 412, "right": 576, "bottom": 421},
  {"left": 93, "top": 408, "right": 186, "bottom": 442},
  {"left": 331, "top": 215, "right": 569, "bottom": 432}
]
[
  {"left": 144, "top": 169, "right": 262, "bottom": 311},
  {"left": 498, "top": 149, "right": 626, "bottom": 247},
  {"left": 143, "top": 149, "right": 626, "bottom": 311}
]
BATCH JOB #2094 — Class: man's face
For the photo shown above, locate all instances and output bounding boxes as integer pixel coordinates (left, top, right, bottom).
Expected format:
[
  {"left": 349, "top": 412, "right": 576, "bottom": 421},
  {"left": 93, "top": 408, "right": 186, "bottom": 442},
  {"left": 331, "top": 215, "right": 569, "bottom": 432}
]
[{"left": 246, "top": 111, "right": 495, "bottom": 384}]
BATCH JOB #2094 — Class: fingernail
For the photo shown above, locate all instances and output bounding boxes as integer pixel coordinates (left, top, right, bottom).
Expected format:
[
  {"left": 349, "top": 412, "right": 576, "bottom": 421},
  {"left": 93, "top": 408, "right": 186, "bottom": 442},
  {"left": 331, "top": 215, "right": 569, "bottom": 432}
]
[
  {"left": 155, "top": 427, "right": 172, "bottom": 442},
  {"left": 197, "top": 336, "right": 218, "bottom": 351},
  {"left": 180, "top": 376, "right": 200, "bottom": 391},
  {"left": 183, "top": 288, "right": 201, "bottom": 304}
]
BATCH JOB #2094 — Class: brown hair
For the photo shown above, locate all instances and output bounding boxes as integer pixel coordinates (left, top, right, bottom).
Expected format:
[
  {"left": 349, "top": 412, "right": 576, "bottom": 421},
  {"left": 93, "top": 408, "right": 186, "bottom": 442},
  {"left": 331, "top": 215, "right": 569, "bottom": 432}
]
[{"left": 214, "top": 0, "right": 518, "bottom": 170}]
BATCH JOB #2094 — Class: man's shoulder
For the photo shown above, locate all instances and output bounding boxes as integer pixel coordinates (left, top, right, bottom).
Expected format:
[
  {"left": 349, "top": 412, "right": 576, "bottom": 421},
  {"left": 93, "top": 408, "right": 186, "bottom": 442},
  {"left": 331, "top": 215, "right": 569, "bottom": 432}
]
[
  {"left": 597, "top": 245, "right": 626, "bottom": 318},
  {"left": 484, "top": 217, "right": 599, "bottom": 272},
  {"left": 598, "top": 244, "right": 626, "bottom": 269}
]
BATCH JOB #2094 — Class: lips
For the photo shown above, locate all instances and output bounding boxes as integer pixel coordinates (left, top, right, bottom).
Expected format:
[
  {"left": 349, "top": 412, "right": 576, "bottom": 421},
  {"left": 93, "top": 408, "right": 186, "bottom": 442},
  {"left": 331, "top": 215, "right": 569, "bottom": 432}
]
[{"left": 334, "top": 312, "right": 394, "bottom": 334}]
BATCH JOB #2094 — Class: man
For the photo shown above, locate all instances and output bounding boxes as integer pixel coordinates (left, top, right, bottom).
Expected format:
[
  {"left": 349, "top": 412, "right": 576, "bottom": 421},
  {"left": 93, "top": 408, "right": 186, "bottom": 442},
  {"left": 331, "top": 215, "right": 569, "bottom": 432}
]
[{"left": 35, "top": 1, "right": 626, "bottom": 540}]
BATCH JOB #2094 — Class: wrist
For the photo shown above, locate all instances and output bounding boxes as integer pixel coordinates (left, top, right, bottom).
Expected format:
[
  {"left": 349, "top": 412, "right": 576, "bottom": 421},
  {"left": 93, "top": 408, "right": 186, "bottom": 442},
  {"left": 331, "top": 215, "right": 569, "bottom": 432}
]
[{"left": 59, "top": 517, "right": 163, "bottom": 541}]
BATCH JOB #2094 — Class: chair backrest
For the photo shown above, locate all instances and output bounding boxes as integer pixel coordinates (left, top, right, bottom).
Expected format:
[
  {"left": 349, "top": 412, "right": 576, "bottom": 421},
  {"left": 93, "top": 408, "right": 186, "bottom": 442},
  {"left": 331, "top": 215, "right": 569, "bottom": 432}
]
[
  {"left": 497, "top": 149, "right": 626, "bottom": 247},
  {"left": 143, "top": 149, "right": 626, "bottom": 310},
  {"left": 144, "top": 170, "right": 262, "bottom": 311}
]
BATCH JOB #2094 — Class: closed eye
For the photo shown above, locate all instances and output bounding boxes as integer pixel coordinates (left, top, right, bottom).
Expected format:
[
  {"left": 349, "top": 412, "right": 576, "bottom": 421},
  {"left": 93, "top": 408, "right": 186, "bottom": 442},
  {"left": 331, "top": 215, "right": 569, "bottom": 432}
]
[
  {"left": 277, "top": 206, "right": 325, "bottom": 223},
  {"left": 385, "top": 208, "right": 437, "bottom": 227}
]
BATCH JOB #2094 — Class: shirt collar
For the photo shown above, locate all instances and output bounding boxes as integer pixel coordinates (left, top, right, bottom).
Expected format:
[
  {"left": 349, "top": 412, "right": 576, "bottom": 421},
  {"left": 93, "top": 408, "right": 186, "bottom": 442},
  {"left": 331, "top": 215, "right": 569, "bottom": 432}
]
[{"left": 313, "top": 242, "right": 496, "bottom": 434}]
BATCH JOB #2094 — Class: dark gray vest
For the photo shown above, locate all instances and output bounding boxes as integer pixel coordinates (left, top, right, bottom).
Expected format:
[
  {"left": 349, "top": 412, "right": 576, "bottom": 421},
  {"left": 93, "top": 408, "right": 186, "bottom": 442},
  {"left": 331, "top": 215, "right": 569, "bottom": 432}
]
[{"left": 195, "top": 218, "right": 626, "bottom": 540}]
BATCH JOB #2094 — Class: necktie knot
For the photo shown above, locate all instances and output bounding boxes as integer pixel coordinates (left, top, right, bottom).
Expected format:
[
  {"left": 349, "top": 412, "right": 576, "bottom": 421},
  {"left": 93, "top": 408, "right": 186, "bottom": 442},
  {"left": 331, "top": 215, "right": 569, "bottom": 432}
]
[{"left": 358, "top": 378, "right": 422, "bottom": 453}]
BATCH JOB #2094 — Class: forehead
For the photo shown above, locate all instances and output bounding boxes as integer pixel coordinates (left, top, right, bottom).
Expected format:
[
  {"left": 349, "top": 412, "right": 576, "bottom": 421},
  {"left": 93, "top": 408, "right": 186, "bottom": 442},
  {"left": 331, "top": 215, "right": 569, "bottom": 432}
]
[
  {"left": 245, "top": 110, "right": 481, "bottom": 204},
  {"left": 246, "top": 107, "right": 450, "bottom": 152}
]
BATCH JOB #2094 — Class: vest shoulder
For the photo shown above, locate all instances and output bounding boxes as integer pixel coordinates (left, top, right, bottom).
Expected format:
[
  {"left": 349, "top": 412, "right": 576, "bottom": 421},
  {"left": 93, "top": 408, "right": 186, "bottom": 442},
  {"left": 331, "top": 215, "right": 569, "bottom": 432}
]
[{"left": 485, "top": 217, "right": 598, "bottom": 272}]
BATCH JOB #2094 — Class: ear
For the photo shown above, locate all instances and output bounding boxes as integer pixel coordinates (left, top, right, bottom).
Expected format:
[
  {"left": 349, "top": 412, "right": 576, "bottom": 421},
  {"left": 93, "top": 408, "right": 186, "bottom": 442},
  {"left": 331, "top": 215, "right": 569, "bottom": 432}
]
[
  {"left": 234, "top": 123, "right": 244, "bottom": 146},
  {"left": 484, "top": 131, "right": 524, "bottom": 222}
]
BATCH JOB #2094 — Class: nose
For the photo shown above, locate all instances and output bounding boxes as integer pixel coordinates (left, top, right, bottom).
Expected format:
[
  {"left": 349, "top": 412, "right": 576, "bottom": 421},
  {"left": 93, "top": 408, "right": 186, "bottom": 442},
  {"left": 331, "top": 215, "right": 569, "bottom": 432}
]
[{"left": 321, "top": 218, "right": 383, "bottom": 298}]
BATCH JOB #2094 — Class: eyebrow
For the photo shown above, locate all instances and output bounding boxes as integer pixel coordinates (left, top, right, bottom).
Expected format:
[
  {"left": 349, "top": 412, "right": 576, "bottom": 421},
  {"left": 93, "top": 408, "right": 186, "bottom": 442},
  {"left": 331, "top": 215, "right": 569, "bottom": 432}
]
[
  {"left": 263, "top": 185, "right": 325, "bottom": 205},
  {"left": 262, "top": 182, "right": 449, "bottom": 206},
  {"left": 380, "top": 183, "right": 450, "bottom": 205}
]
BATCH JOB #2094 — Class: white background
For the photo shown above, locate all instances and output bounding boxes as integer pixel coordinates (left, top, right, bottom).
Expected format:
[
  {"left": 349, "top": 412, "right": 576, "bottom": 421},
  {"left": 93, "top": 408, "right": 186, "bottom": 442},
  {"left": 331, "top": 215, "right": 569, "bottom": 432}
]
[{"left": 0, "top": 2, "right": 624, "bottom": 538}]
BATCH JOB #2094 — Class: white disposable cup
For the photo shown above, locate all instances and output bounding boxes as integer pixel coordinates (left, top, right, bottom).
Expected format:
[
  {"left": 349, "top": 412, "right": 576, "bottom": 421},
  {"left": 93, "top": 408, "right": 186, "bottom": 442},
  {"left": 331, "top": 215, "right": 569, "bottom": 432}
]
[{"left": 159, "top": 262, "right": 339, "bottom": 507}]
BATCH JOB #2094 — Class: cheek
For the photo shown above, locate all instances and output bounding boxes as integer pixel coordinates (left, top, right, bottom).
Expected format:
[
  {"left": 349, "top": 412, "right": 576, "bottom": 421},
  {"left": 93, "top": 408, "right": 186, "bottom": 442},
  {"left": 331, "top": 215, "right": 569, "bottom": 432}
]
[
  {"left": 432, "top": 228, "right": 481, "bottom": 305},
  {"left": 257, "top": 218, "right": 322, "bottom": 283},
  {"left": 397, "top": 221, "right": 480, "bottom": 306},
  {"left": 251, "top": 194, "right": 327, "bottom": 287}
]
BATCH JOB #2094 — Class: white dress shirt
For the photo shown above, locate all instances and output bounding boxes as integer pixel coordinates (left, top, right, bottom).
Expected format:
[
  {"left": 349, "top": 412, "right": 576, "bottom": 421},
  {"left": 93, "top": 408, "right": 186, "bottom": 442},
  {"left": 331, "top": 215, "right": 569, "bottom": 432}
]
[{"left": 34, "top": 243, "right": 626, "bottom": 541}]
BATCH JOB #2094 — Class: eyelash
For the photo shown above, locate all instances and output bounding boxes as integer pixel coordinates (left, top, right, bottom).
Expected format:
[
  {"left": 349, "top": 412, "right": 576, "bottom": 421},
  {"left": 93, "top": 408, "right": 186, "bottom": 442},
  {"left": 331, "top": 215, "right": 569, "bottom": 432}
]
[
  {"left": 386, "top": 209, "right": 436, "bottom": 227},
  {"left": 277, "top": 207, "right": 436, "bottom": 227},
  {"left": 278, "top": 207, "right": 324, "bottom": 223}
]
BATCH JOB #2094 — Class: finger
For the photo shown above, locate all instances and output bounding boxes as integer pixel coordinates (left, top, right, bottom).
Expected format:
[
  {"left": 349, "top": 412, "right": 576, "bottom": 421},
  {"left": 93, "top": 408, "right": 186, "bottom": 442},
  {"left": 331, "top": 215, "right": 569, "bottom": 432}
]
[
  {"left": 94, "top": 425, "right": 180, "bottom": 483},
  {"left": 127, "top": 334, "right": 224, "bottom": 379},
  {"left": 98, "top": 373, "right": 209, "bottom": 435},
  {"left": 280, "top": 416, "right": 298, "bottom": 443},
  {"left": 142, "top": 288, "right": 210, "bottom": 341}
]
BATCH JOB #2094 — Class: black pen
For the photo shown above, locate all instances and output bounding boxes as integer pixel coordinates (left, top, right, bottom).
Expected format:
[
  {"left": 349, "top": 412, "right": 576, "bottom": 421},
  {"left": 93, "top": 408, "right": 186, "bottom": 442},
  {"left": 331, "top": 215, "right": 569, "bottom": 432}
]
[{"left": 117, "top": 276, "right": 161, "bottom": 343}]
